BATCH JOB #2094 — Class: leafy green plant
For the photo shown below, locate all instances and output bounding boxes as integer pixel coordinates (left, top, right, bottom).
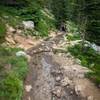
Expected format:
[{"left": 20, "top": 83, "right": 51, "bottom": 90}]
[
  {"left": 68, "top": 44, "right": 100, "bottom": 86},
  {"left": 0, "top": 20, "right": 6, "bottom": 43},
  {"left": 36, "top": 19, "right": 49, "bottom": 37},
  {"left": 0, "top": 47, "right": 28, "bottom": 100},
  {"left": 0, "top": 73, "right": 23, "bottom": 100},
  {"left": 67, "top": 33, "right": 81, "bottom": 41},
  {"left": 67, "top": 21, "right": 79, "bottom": 34}
]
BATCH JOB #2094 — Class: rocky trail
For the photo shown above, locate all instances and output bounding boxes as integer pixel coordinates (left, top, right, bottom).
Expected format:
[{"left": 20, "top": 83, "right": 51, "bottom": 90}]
[{"left": 22, "top": 32, "right": 100, "bottom": 100}]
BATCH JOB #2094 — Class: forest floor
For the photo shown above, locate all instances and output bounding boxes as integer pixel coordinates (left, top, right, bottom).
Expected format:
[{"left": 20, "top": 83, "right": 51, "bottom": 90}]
[{"left": 22, "top": 32, "right": 100, "bottom": 100}]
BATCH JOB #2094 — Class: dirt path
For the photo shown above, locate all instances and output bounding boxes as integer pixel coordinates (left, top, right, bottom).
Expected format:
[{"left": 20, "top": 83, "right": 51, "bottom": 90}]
[{"left": 22, "top": 32, "right": 100, "bottom": 100}]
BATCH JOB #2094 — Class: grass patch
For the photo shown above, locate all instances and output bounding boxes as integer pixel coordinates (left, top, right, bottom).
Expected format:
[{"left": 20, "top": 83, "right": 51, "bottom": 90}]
[
  {"left": 0, "top": 5, "right": 56, "bottom": 37},
  {"left": 0, "top": 46, "right": 28, "bottom": 100},
  {"left": 0, "top": 19, "right": 6, "bottom": 43},
  {"left": 68, "top": 44, "right": 100, "bottom": 86}
]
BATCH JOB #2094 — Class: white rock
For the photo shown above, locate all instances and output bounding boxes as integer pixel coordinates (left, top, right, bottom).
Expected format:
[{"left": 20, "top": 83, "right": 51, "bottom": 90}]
[
  {"left": 75, "top": 59, "right": 81, "bottom": 65},
  {"left": 25, "top": 85, "right": 32, "bottom": 92},
  {"left": 22, "top": 21, "right": 34, "bottom": 29},
  {"left": 87, "top": 96, "right": 94, "bottom": 100},
  {"left": 91, "top": 43, "right": 97, "bottom": 51},
  {"left": 55, "top": 76, "right": 61, "bottom": 82},
  {"left": 16, "top": 51, "right": 27, "bottom": 57},
  {"left": 8, "top": 26, "right": 16, "bottom": 33},
  {"left": 84, "top": 43, "right": 89, "bottom": 47},
  {"left": 91, "top": 43, "right": 100, "bottom": 52}
]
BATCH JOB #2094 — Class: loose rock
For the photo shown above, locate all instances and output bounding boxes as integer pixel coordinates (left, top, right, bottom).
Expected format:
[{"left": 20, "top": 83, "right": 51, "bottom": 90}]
[
  {"left": 52, "top": 86, "right": 62, "bottom": 98},
  {"left": 61, "top": 77, "right": 71, "bottom": 87},
  {"left": 22, "top": 21, "right": 34, "bottom": 29},
  {"left": 16, "top": 51, "right": 27, "bottom": 57},
  {"left": 25, "top": 85, "right": 32, "bottom": 92}
]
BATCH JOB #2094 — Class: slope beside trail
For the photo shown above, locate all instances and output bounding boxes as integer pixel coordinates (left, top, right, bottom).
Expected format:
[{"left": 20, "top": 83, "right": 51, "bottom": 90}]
[{"left": 22, "top": 32, "right": 100, "bottom": 100}]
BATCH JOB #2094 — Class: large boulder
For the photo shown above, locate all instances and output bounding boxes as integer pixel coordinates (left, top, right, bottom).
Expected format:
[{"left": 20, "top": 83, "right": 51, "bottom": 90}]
[{"left": 22, "top": 21, "right": 34, "bottom": 29}]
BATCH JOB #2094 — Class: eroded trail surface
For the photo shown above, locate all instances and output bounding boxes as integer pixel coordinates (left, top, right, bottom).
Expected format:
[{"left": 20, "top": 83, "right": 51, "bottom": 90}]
[{"left": 23, "top": 32, "right": 100, "bottom": 100}]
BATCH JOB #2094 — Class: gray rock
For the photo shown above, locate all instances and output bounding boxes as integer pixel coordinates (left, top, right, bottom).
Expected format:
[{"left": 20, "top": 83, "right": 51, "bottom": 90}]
[
  {"left": 91, "top": 43, "right": 100, "bottom": 52},
  {"left": 22, "top": 21, "right": 34, "bottom": 29}
]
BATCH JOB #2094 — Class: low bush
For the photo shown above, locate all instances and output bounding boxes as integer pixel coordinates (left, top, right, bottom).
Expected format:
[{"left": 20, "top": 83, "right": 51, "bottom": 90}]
[
  {"left": 66, "top": 33, "right": 81, "bottom": 41},
  {"left": 36, "top": 19, "right": 49, "bottom": 37},
  {"left": 0, "top": 20, "right": 6, "bottom": 43},
  {"left": 68, "top": 44, "right": 100, "bottom": 86},
  {"left": 0, "top": 46, "right": 28, "bottom": 100}
]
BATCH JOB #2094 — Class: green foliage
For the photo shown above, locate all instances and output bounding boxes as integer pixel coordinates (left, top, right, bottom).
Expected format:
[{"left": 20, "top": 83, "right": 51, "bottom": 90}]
[
  {"left": 0, "top": 47, "right": 28, "bottom": 100},
  {"left": 0, "top": 19, "right": 6, "bottom": 43},
  {"left": 0, "top": 73, "right": 23, "bottom": 100},
  {"left": 66, "top": 0, "right": 100, "bottom": 45},
  {"left": 36, "top": 19, "right": 49, "bottom": 37},
  {"left": 67, "top": 33, "right": 81, "bottom": 41},
  {"left": 84, "top": 1, "right": 100, "bottom": 45},
  {"left": 0, "top": 0, "right": 55, "bottom": 37},
  {"left": 67, "top": 21, "right": 79, "bottom": 34},
  {"left": 51, "top": 0, "right": 68, "bottom": 28},
  {"left": 68, "top": 44, "right": 100, "bottom": 85}
]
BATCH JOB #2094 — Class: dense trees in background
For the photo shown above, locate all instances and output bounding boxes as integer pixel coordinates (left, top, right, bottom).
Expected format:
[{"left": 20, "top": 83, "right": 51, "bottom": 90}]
[
  {"left": 85, "top": 1, "right": 100, "bottom": 45},
  {"left": 51, "top": 0, "right": 68, "bottom": 29},
  {"left": 0, "top": 0, "right": 100, "bottom": 44},
  {"left": 50, "top": 0, "right": 100, "bottom": 45}
]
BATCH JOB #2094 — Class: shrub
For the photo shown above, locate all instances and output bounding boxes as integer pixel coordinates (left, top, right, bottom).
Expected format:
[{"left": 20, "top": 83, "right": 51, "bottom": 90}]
[
  {"left": 0, "top": 20, "right": 6, "bottom": 43},
  {"left": 0, "top": 47, "right": 28, "bottom": 100},
  {"left": 67, "top": 33, "right": 81, "bottom": 41},
  {"left": 0, "top": 73, "right": 23, "bottom": 100},
  {"left": 68, "top": 44, "right": 100, "bottom": 85},
  {"left": 36, "top": 19, "right": 49, "bottom": 37}
]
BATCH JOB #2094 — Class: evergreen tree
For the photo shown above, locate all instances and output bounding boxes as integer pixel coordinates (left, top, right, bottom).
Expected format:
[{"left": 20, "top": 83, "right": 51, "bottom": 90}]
[{"left": 51, "top": 0, "right": 68, "bottom": 29}]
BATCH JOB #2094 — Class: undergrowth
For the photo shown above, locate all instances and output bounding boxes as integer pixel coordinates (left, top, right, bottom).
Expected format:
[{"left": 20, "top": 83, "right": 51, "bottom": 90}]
[
  {"left": 0, "top": 46, "right": 28, "bottom": 100},
  {"left": 68, "top": 44, "right": 100, "bottom": 86},
  {"left": 0, "top": 19, "right": 6, "bottom": 43},
  {"left": 0, "top": 5, "right": 56, "bottom": 38}
]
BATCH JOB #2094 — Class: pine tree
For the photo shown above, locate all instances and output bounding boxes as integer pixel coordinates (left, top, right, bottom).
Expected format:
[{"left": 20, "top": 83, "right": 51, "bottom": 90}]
[{"left": 51, "top": 0, "right": 68, "bottom": 29}]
